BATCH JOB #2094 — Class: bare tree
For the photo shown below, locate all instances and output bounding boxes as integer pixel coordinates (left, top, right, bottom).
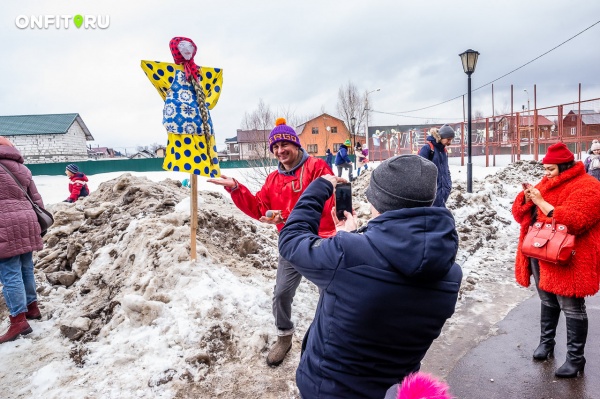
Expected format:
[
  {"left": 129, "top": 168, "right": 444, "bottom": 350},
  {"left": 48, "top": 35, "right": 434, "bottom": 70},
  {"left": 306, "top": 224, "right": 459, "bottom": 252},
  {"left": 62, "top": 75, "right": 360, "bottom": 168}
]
[
  {"left": 337, "top": 81, "right": 367, "bottom": 140},
  {"left": 240, "top": 99, "right": 278, "bottom": 188},
  {"left": 277, "top": 104, "right": 305, "bottom": 129},
  {"left": 148, "top": 142, "right": 162, "bottom": 152},
  {"left": 494, "top": 102, "right": 511, "bottom": 117}
]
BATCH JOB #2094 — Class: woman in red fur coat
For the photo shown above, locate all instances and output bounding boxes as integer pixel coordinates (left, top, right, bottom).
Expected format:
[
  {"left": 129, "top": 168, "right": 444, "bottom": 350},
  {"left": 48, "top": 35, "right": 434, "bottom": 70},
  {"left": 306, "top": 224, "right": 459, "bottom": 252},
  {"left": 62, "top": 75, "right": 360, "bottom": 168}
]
[{"left": 513, "top": 142, "right": 600, "bottom": 378}]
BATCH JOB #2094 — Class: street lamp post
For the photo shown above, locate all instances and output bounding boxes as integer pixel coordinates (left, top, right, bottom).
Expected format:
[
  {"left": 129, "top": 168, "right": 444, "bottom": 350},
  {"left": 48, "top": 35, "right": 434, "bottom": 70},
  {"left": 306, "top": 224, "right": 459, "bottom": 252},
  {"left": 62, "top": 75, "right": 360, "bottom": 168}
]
[
  {"left": 350, "top": 116, "right": 357, "bottom": 170},
  {"left": 365, "top": 88, "right": 381, "bottom": 151},
  {"left": 459, "top": 49, "right": 480, "bottom": 194}
]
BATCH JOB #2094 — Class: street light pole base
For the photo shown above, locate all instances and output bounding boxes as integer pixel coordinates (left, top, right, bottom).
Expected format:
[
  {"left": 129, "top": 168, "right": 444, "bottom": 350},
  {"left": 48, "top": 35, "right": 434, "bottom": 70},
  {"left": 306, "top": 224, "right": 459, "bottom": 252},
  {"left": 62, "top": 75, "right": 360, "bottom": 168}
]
[{"left": 467, "top": 162, "right": 473, "bottom": 193}]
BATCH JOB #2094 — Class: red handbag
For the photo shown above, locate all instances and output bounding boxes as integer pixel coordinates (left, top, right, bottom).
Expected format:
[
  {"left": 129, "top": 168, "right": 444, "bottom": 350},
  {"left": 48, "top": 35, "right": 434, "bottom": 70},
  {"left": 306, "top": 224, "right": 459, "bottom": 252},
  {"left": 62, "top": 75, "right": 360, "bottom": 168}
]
[{"left": 521, "top": 218, "right": 576, "bottom": 265}]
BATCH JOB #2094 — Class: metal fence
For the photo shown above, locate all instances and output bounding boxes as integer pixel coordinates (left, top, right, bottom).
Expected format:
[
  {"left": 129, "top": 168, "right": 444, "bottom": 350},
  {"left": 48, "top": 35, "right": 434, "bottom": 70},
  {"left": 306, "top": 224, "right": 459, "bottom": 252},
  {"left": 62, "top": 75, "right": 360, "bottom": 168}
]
[{"left": 365, "top": 96, "right": 600, "bottom": 166}]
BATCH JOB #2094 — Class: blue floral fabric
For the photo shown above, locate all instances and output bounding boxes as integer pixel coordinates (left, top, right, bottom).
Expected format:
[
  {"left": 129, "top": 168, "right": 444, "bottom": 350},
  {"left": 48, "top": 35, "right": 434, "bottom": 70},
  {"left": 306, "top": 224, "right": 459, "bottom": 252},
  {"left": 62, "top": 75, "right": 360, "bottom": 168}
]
[{"left": 163, "top": 71, "right": 213, "bottom": 135}]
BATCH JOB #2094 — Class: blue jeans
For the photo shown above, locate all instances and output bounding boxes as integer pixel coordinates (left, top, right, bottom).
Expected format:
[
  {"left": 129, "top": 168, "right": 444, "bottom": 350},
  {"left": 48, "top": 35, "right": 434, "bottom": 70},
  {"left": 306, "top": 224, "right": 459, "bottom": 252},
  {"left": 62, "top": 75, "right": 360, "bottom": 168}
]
[
  {"left": 0, "top": 252, "right": 37, "bottom": 316},
  {"left": 530, "top": 258, "right": 587, "bottom": 320}
]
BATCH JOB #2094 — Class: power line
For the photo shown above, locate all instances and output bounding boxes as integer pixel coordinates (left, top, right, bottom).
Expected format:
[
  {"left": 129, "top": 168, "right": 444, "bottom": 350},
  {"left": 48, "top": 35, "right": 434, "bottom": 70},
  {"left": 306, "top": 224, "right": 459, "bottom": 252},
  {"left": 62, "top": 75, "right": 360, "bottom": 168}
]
[{"left": 378, "top": 19, "right": 600, "bottom": 116}]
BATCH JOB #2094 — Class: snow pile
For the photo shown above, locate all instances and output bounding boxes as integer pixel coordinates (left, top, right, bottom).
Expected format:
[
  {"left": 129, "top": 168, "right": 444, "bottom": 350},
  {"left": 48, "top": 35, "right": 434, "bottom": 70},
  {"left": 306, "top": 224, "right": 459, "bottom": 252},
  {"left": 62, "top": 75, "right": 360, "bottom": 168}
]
[{"left": 1, "top": 173, "right": 306, "bottom": 398}]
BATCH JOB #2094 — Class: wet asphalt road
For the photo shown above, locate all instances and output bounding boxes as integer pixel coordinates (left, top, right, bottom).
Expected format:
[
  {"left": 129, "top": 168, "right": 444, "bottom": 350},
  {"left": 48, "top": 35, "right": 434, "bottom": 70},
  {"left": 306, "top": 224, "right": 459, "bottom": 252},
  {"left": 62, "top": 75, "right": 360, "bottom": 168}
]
[{"left": 446, "top": 295, "right": 600, "bottom": 399}]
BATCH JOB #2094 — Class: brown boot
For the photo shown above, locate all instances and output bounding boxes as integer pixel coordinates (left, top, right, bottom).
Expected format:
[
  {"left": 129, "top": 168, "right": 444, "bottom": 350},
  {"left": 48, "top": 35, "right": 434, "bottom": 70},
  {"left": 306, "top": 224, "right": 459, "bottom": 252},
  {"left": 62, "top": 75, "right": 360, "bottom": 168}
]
[
  {"left": 26, "top": 301, "right": 42, "bottom": 320},
  {"left": 266, "top": 335, "right": 293, "bottom": 367},
  {"left": 0, "top": 313, "right": 33, "bottom": 344}
]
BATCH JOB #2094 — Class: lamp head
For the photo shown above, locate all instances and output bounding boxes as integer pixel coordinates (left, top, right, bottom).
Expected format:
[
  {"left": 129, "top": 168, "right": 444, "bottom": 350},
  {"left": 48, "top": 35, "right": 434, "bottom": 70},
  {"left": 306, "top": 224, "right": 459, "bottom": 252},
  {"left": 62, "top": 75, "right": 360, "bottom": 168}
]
[{"left": 459, "top": 49, "right": 480, "bottom": 75}]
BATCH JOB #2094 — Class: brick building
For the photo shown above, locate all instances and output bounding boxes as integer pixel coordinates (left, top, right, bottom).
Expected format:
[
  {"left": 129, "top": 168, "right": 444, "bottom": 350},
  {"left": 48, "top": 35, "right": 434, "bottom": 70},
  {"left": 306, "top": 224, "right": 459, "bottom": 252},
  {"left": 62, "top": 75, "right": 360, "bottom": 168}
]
[
  {"left": 296, "top": 113, "right": 351, "bottom": 156},
  {"left": 0, "top": 113, "right": 94, "bottom": 164}
]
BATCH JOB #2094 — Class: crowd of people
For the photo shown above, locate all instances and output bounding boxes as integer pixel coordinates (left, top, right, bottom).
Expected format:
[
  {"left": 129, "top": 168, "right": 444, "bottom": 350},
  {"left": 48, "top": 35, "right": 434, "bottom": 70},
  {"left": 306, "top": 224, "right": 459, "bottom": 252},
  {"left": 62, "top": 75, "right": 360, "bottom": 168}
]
[{"left": 3, "top": 122, "right": 600, "bottom": 397}]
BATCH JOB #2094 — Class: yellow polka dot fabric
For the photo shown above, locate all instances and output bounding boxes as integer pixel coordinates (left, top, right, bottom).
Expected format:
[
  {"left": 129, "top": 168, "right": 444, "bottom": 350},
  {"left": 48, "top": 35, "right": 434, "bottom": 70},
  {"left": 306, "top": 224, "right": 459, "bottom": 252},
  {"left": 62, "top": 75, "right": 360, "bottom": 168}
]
[
  {"left": 163, "top": 133, "right": 220, "bottom": 177},
  {"left": 140, "top": 60, "right": 223, "bottom": 109}
]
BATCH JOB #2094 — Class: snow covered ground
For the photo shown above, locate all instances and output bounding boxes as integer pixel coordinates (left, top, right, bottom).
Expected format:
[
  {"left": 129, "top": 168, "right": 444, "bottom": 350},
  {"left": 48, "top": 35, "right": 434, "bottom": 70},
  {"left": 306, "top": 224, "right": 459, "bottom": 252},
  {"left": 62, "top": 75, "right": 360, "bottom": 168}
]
[{"left": 0, "top": 155, "right": 551, "bottom": 398}]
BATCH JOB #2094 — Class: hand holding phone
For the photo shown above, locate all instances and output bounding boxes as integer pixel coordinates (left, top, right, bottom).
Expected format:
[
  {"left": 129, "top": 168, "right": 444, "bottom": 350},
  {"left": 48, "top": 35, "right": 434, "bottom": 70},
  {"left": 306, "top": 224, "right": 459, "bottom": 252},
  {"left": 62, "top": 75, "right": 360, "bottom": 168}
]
[{"left": 335, "top": 183, "right": 352, "bottom": 220}]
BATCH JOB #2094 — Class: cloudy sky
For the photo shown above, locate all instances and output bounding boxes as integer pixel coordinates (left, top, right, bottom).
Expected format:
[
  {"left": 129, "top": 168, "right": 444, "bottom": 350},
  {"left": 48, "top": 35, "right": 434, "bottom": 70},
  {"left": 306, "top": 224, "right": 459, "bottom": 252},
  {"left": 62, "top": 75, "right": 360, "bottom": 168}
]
[{"left": 2, "top": 1, "right": 599, "bottom": 151}]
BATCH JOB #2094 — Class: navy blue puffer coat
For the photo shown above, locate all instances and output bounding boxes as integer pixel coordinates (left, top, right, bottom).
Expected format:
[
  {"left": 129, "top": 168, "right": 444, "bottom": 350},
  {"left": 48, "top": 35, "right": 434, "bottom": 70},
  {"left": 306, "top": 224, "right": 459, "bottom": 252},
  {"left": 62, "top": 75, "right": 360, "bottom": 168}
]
[{"left": 279, "top": 178, "right": 462, "bottom": 399}]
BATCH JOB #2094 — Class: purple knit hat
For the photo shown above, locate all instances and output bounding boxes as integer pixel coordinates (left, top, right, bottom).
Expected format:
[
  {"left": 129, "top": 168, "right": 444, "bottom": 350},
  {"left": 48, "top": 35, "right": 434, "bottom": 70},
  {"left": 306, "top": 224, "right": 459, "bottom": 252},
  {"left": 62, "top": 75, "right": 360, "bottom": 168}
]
[{"left": 268, "top": 118, "right": 301, "bottom": 152}]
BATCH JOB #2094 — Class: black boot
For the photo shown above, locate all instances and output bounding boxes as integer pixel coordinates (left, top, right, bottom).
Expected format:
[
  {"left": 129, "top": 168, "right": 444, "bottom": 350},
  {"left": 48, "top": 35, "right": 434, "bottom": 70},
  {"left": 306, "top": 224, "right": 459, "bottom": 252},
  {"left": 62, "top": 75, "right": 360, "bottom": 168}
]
[
  {"left": 555, "top": 317, "right": 587, "bottom": 378},
  {"left": 533, "top": 304, "right": 560, "bottom": 360}
]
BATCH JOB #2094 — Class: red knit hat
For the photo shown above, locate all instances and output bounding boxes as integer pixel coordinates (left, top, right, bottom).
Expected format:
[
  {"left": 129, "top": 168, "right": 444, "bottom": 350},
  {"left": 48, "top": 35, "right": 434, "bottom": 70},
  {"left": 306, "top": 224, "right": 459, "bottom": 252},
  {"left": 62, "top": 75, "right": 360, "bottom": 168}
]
[{"left": 542, "top": 142, "right": 574, "bottom": 164}]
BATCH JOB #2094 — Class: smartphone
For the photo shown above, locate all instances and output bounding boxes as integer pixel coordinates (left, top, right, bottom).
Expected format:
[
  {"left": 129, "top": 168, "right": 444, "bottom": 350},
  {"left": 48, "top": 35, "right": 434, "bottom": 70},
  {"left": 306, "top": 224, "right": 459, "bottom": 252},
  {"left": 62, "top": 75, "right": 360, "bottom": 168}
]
[
  {"left": 335, "top": 183, "right": 352, "bottom": 220},
  {"left": 522, "top": 182, "right": 531, "bottom": 190}
]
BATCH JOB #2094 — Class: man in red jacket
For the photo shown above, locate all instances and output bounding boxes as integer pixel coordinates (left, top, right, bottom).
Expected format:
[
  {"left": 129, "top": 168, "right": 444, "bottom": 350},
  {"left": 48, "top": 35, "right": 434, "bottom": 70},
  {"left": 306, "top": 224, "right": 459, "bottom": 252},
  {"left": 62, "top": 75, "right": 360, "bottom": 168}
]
[{"left": 208, "top": 118, "right": 336, "bottom": 367}]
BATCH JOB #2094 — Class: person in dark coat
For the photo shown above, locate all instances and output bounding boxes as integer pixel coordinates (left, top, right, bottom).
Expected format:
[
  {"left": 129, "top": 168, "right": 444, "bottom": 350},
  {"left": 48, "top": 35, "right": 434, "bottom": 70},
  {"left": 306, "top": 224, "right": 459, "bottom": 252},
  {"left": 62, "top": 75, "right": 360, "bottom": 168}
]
[
  {"left": 418, "top": 125, "right": 455, "bottom": 207},
  {"left": 279, "top": 155, "right": 462, "bottom": 399},
  {"left": 324, "top": 148, "right": 333, "bottom": 169},
  {"left": 64, "top": 164, "right": 89, "bottom": 203},
  {"left": 0, "top": 136, "right": 46, "bottom": 344},
  {"left": 334, "top": 139, "right": 353, "bottom": 181}
]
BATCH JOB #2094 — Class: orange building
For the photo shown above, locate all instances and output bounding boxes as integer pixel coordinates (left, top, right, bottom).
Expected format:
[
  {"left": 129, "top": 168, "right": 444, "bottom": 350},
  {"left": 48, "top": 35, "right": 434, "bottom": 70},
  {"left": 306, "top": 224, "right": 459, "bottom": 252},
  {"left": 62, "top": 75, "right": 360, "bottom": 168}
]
[{"left": 296, "top": 113, "right": 357, "bottom": 157}]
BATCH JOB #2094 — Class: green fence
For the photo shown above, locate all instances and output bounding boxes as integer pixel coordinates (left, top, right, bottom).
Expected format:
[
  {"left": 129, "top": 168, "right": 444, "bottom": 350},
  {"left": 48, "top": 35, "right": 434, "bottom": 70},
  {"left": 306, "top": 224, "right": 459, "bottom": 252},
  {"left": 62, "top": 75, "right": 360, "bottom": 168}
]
[
  {"left": 26, "top": 156, "right": 345, "bottom": 176},
  {"left": 26, "top": 157, "right": 339, "bottom": 176}
]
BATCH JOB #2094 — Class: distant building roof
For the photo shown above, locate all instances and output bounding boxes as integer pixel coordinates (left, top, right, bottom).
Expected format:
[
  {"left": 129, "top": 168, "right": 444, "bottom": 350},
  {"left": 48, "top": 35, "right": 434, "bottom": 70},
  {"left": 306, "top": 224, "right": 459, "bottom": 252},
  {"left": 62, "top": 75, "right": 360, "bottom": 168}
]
[
  {"left": 565, "top": 110, "right": 600, "bottom": 125},
  {"left": 296, "top": 113, "right": 347, "bottom": 136},
  {"left": 568, "top": 109, "right": 595, "bottom": 115},
  {"left": 236, "top": 129, "right": 270, "bottom": 143},
  {"left": 225, "top": 136, "right": 238, "bottom": 143},
  {"left": 128, "top": 149, "right": 155, "bottom": 159},
  {"left": 0, "top": 113, "right": 94, "bottom": 140},
  {"left": 519, "top": 115, "right": 554, "bottom": 126}
]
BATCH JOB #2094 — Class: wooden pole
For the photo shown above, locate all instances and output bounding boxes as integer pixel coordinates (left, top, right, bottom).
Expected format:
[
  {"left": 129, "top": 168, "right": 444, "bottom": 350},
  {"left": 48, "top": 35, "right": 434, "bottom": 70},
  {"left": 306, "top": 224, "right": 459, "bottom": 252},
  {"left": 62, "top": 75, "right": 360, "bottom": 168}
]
[{"left": 190, "top": 174, "right": 198, "bottom": 261}]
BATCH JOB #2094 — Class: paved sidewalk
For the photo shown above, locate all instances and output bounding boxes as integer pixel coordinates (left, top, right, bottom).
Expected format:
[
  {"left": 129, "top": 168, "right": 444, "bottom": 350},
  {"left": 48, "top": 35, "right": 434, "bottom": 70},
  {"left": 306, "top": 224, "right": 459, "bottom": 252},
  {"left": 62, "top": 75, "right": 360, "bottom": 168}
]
[{"left": 446, "top": 295, "right": 600, "bottom": 399}]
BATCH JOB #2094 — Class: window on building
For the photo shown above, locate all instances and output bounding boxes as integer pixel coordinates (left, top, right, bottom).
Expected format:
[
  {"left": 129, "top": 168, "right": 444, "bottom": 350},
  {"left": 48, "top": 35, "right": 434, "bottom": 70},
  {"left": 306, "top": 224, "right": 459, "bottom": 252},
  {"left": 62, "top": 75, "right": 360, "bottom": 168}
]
[
  {"left": 312, "top": 127, "right": 319, "bottom": 135},
  {"left": 333, "top": 143, "right": 343, "bottom": 152},
  {"left": 307, "top": 144, "right": 318, "bottom": 153},
  {"left": 248, "top": 143, "right": 257, "bottom": 151},
  {"left": 330, "top": 126, "right": 338, "bottom": 133},
  {"left": 570, "top": 127, "right": 576, "bottom": 136}
]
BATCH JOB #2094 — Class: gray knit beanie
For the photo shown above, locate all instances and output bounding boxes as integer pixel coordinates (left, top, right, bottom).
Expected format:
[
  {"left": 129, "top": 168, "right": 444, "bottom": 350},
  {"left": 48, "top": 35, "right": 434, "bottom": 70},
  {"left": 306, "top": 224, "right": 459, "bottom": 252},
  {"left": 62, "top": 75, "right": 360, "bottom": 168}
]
[
  {"left": 366, "top": 155, "right": 437, "bottom": 213},
  {"left": 439, "top": 124, "right": 455, "bottom": 139}
]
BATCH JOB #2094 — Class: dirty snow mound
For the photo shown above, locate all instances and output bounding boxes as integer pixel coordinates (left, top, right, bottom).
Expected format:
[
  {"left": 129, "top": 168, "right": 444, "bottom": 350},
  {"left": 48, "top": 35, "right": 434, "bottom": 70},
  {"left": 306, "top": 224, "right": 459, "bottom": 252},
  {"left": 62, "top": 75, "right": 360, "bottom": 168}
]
[{"left": 1, "top": 173, "right": 301, "bottom": 399}]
